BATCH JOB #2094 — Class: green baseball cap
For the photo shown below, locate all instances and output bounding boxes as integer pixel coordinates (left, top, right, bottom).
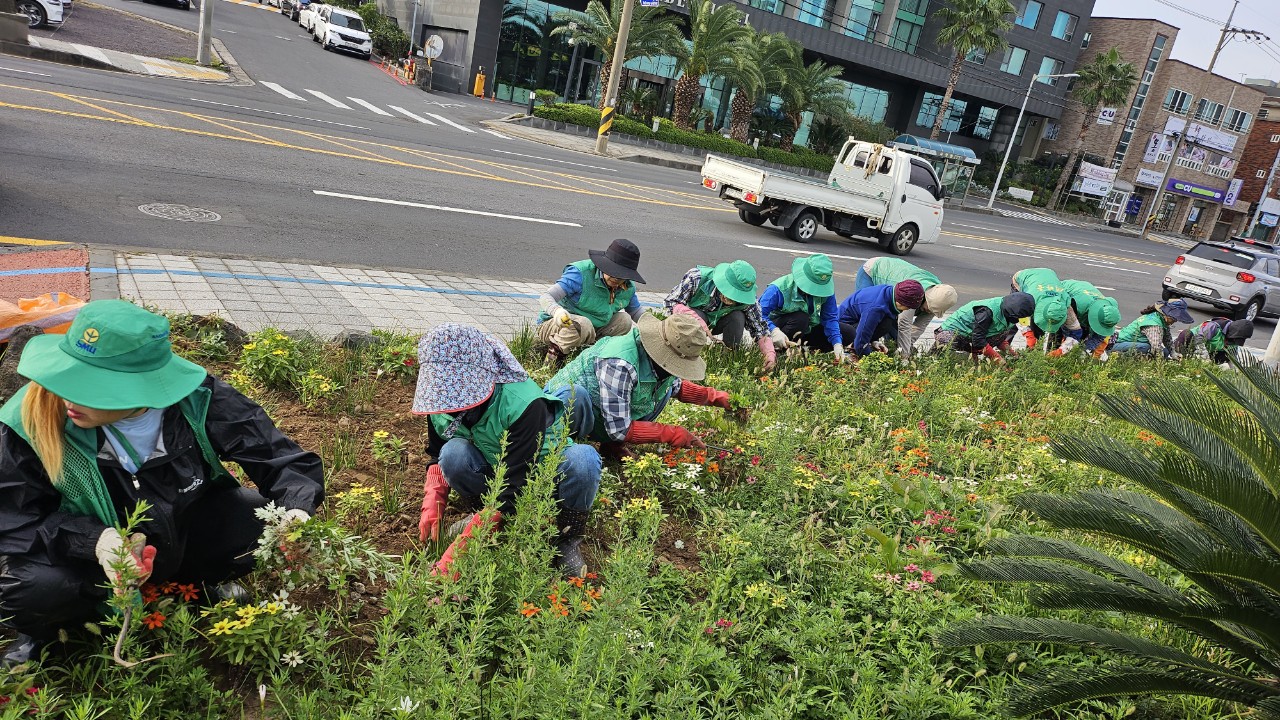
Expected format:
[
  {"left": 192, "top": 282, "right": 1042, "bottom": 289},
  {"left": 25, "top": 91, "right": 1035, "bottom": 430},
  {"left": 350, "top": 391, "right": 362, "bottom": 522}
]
[
  {"left": 18, "top": 300, "right": 207, "bottom": 410},
  {"left": 1088, "top": 298, "right": 1121, "bottom": 336},
  {"left": 710, "top": 260, "right": 759, "bottom": 306},
  {"left": 1033, "top": 291, "right": 1069, "bottom": 333},
  {"left": 791, "top": 254, "right": 836, "bottom": 298}
]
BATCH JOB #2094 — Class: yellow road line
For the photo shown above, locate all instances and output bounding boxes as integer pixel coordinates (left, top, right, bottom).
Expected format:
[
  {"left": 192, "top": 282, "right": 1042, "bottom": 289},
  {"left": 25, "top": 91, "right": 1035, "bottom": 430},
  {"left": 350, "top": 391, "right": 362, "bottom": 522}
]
[
  {"left": 178, "top": 112, "right": 285, "bottom": 146},
  {"left": 51, "top": 92, "right": 154, "bottom": 126},
  {"left": 0, "top": 236, "right": 70, "bottom": 246},
  {"left": 941, "top": 230, "right": 1168, "bottom": 269}
]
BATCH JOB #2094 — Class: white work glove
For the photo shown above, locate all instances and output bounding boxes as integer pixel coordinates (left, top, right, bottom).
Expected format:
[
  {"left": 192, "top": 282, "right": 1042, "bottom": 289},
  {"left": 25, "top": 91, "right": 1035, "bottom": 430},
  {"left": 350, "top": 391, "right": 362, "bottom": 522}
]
[
  {"left": 552, "top": 307, "right": 571, "bottom": 327},
  {"left": 1219, "top": 362, "right": 1230, "bottom": 370},
  {"left": 871, "top": 340, "right": 889, "bottom": 354},
  {"left": 770, "top": 327, "right": 795, "bottom": 350},
  {"left": 1097, "top": 351, "right": 1109, "bottom": 363},
  {"left": 282, "top": 509, "right": 311, "bottom": 527},
  {"left": 95, "top": 528, "right": 155, "bottom": 592},
  {"left": 1058, "top": 336, "right": 1078, "bottom": 354},
  {"left": 832, "top": 344, "right": 847, "bottom": 364}
]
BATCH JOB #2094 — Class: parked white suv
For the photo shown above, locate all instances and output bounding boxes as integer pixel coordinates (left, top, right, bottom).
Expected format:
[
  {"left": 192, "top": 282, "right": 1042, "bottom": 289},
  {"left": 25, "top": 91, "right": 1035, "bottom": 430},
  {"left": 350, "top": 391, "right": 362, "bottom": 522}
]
[
  {"left": 311, "top": 5, "right": 371, "bottom": 60},
  {"left": 298, "top": 0, "right": 321, "bottom": 31},
  {"left": 16, "top": 0, "right": 63, "bottom": 28}
]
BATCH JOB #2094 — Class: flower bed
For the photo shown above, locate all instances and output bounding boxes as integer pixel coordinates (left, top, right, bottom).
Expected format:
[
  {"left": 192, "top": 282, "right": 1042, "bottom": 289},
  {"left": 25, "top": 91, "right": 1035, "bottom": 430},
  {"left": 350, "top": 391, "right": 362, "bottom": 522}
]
[{"left": 0, "top": 320, "right": 1241, "bottom": 719}]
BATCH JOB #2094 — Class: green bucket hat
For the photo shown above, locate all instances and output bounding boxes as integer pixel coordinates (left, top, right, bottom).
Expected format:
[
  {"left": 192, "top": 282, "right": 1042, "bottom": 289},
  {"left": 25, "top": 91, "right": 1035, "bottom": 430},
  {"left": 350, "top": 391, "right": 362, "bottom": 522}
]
[
  {"left": 17, "top": 300, "right": 207, "bottom": 410},
  {"left": 1033, "top": 291, "right": 1069, "bottom": 333},
  {"left": 790, "top": 254, "right": 836, "bottom": 297},
  {"left": 710, "top": 260, "right": 759, "bottom": 306},
  {"left": 1087, "top": 298, "right": 1121, "bottom": 336}
]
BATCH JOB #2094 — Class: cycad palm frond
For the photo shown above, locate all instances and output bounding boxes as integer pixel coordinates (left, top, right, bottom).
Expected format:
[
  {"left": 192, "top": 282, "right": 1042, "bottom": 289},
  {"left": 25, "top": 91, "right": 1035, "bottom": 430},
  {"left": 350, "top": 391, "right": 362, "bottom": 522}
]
[{"left": 944, "top": 365, "right": 1280, "bottom": 715}]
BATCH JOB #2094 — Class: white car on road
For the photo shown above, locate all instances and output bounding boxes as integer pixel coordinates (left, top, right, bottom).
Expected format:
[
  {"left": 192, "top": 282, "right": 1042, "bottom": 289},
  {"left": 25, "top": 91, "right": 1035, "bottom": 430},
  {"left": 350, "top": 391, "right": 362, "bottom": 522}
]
[
  {"left": 298, "top": 0, "right": 320, "bottom": 31},
  {"left": 311, "top": 5, "right": 371, "bottom": 60},
  {"left": 16, "top": 0, "right": 63, "bottom": 28}
]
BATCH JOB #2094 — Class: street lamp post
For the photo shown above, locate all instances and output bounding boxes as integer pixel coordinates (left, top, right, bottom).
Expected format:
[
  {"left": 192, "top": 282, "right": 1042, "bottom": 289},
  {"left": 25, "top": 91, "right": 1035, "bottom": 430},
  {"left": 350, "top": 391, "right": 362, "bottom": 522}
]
[
  {"left": 985, "top": 72, "right": 1079, "bottom": 209},
  {"left": 564, "top": 23, "right": 581, "bottom": 104}
]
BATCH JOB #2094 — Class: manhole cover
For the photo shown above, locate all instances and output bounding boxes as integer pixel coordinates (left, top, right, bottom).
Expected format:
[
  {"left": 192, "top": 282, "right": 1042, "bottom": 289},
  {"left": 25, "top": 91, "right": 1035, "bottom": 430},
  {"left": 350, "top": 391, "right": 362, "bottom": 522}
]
[{"left": 138, "top": 203, "right": 222, "bottom": 222}]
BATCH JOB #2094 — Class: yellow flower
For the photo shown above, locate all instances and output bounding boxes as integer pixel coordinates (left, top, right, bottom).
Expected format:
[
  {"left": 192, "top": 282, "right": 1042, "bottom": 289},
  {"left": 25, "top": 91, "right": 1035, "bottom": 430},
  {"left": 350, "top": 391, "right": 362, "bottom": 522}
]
[
  {"left": 263, "top": 602, "right": 283, "bottom": 615},
  {"left": 236, "top": 605, "right": 261, "bottom": 618},
  {"left": 272, "top": 349, "right": 288, "bottom": 356},
  {"left": 274, "top": 334, "right": 287, "bottom": 341},
  {"left": 209, "top": 619, "right": 235, "bottom": 636},
  {"left": 233, "top": 617, "right": 255, "bottom": 630},
  {"left": 242, "top": 343, "right": 256, "bottom": 351},
  {"left": 373, "top": 430, "right": 390, "bottom": 440}
]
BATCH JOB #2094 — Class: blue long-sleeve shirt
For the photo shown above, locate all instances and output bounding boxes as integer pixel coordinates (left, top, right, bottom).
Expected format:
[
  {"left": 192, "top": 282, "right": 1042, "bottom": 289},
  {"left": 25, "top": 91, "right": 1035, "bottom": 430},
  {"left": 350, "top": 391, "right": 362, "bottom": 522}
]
[
  {"left": 759, "top": 284, "right": 842, "bottom": 347},
  {"left": 539, "top": 264, "right": 642, "bottom": 322},
  {"left": 837, "top": 284, "right": 899, "bottom": 356}
]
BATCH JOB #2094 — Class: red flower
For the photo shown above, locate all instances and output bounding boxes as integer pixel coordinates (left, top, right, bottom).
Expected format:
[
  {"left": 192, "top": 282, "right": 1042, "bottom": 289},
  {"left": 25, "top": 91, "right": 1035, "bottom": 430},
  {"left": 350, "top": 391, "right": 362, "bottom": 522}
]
[
  {"left": 142, "top": 612, "right": 166, "bottom": 630},
  {"left": 750, "top": 455, "right": 762, "bottom": 466},
  {"left": 176, "top": 584, "right": 200, "bottom": 602},
  {"left": 402, "top": 358, "right": 415, "bottom": 367},
  {"left": 160, "top": 582, "right": 179, "bottom": 595},
  {"left": 141, "top": 584, "right": 161, "bottom": 604}
]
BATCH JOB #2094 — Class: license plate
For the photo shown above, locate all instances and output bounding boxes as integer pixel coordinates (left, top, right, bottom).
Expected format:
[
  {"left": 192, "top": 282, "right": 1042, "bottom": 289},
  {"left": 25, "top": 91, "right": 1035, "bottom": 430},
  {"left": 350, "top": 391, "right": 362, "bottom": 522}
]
[
  {"left": 1182, "top": 283, "right": 1211, "bottom": 296},
  {"left": 723, "top": 187, "right": 742, "bottom": 200}
]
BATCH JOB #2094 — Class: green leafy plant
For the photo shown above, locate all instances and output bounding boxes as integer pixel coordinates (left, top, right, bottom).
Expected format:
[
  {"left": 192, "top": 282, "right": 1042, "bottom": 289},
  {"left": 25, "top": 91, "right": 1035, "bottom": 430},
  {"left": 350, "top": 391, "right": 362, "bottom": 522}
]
[
  {"left": 239, "top": 331, "right": 301, "bottom": 391},
  {"left": 253, "top": 502, "right": 399, "bottom": 592}
]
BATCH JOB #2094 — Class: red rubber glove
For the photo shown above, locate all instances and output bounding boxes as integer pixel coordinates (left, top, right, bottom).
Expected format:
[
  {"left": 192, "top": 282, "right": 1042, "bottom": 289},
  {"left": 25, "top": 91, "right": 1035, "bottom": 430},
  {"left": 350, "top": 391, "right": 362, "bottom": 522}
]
[
  {"left": 676, "top": 382, "right": 731, "bottom": 409},
  {"left": 419, "top": 464, "right": 451, "bottom": 543},
  {"left": 1047, "top": 347, "right": 1064, "bottom": 358},
  {"left": 1022, "top": 330, "right": 1038, "bottom": 350},
  {"left": 625, "top": 420, "right": 705, "bottom": 448},
  {"left": 432, "top": 509, "right": 502, "bottom": 580},
  {"left": 981, "top": 345, "right": 1004, "bottom": 364}
]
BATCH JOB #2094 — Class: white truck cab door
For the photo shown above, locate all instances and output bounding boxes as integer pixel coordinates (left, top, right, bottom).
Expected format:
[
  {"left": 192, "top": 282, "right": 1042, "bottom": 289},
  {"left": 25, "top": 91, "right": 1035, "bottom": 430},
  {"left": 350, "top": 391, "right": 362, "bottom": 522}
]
[{"left": 899, "top": 158, "right": 944, "bottom": 243}]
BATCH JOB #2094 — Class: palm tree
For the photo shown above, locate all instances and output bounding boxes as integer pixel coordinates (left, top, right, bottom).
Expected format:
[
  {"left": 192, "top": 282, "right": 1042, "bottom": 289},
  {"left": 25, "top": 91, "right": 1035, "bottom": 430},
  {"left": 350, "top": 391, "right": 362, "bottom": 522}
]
[
  {"left": 1046, "top": 47, "right": 1136, "bottom": 208},
  {"left": 930, "top": 0, "right": 1014, "bottom": 140},
  {"left": 723, "top": 31, "right": 794, "bottom": 144},
  {"left": 939, "top": 352, "right": 1280, "bottom": 717},
  {"left": 778, "top": 58, "right": 849, "bottom": 151},
  {"left": 670, "top": 0, "right": 752, "bottom": 131},
  {"left": 552, "top": 0, "right": 685, "bottom": 112}
]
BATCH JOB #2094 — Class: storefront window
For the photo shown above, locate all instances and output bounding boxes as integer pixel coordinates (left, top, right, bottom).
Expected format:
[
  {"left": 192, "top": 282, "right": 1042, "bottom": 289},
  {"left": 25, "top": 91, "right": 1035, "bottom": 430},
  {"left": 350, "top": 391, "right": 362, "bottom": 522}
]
[{"left": 495, "top": 0, "right": 578, "bottom": 103}]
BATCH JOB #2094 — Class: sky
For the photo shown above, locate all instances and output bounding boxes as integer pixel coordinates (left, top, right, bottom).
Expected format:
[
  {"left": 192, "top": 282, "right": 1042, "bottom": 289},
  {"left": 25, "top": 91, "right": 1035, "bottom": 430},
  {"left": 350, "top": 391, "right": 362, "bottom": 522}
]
[{"left": 1091, "top": 0, "right": 1280, "bottom": 85}]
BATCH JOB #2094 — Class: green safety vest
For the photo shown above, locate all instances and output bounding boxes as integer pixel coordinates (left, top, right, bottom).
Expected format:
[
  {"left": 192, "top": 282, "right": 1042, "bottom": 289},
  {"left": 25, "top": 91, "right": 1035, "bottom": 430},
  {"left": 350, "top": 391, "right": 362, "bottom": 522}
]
[
  {"left": 868, "top": 257, "right": 939, "bottom": 289},
  {"left": 1014, "top": 268, "right": 1065, "bottom": 301},
  {"left": 0, "top": 383, "right": 235, "bottom": 528},
  {"left": 546, "top": 259, "right": 636, "bottom": 329},
  {"left": 1061, "top": 279, "right": 1106, "bottom": 316},
  {"left": 940, "top": 297, "right": 1009, "bottom": 338},
  {"left": 767, "top": 274, "right": 821, "bottom": 331},
  {"left": 687, "top": 265, "right": 740, "bottom": 327},
  {"left": 1116, "top": 312, "right": 1169, "bottom": 344},
  {"left": 548, "top": 328, "right": 679, "bottom": 441},
  {"left": 1189, "top": 322, "right": 1227, "bottom": 354},
  {"left": 428, "top": 380, "right": 566, "bottom": 468}
]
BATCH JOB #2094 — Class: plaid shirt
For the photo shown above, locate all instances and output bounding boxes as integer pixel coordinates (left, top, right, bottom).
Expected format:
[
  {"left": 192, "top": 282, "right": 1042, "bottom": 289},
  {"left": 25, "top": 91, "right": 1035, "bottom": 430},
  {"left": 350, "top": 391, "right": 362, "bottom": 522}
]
[
  {"left": 595, "top": 357, "right": 681, "bottom": 441},
  {"left": 664, "top": 267, "right": 768, "bottom": 340}
]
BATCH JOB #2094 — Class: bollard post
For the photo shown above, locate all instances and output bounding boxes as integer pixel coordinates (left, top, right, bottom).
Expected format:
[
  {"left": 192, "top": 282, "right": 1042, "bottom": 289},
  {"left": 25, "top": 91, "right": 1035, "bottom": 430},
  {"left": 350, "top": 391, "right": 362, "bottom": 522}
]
[
  {"left": 473, "top": 67, "right": 486, "bottom": 98},
  {"left": 526, "top": 90, "right": 536, "bottom": 116}
]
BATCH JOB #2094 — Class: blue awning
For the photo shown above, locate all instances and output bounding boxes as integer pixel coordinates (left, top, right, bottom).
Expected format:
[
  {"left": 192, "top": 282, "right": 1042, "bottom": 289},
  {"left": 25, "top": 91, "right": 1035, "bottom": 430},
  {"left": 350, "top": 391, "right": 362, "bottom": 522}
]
[{"left": 889, "top": 135, "right": 980, "bottom": 165}]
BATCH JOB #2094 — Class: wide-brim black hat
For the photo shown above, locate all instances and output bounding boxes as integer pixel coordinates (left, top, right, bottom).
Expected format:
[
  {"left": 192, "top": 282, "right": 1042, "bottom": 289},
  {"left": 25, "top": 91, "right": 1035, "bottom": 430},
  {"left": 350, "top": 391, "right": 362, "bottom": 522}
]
[{"left": 588, "top": 238, "right": 645, "bottom": 284}]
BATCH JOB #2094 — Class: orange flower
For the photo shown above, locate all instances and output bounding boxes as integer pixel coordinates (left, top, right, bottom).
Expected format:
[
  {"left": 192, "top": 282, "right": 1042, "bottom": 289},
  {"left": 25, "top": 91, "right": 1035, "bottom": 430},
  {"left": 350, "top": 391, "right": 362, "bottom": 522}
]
[
  {"left": 142, "top": 612, "right": 166, "bottom": 630},
  {"left": 567, "top": 577, "right": 585, "bottom": 588},
  {"left": 520, "top": 602, "right": 541, "bottom": 618},
  {"left": 547, "top": 593, "right": 560, "bottom": 603},
  {"left": 176, "top": 584, "right": 200, "bottom": 602},
  {"left": 585, "top": 572, "right": 599, "bottom": 580},
  {"left": 581, "top": 602, "right": 593, "bottom": 612},
  {"left": 707, "top": 462, "right": 720, "bottom": 474},
  {"left": 160, "top": 582, "right": 179, "bottom": 595},
  {"left": 585, "top": 587, "right": 603, "bottom": 601},
  {"left": 141, "top": 584, "right": 161, "bottom": 604}
]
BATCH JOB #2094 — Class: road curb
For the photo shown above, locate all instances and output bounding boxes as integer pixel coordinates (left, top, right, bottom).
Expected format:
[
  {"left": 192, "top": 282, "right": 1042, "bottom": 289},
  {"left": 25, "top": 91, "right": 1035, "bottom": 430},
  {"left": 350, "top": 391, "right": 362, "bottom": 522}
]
[
  {"left": 88, "top": 247, "right": 119, "bottom": 301},
  {"left": 212, "top": 37, "right": 250, "bottom": 85},
  {"left": 0, "top": 39, "right": 119, "bottom": 71}
]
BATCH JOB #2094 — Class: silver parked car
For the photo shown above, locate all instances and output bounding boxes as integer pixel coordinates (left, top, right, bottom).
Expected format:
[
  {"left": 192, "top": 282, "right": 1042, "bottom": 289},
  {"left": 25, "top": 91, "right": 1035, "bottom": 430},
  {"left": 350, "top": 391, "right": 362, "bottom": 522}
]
[{"left": 1162, "top": 238, "right": 1280, "bottom": 321}]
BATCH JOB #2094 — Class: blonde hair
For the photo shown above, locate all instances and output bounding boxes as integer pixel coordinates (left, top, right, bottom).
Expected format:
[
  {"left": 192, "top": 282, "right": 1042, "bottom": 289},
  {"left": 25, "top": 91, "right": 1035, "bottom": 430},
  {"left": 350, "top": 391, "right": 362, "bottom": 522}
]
[{"left": 21, "top": 384, "right": 66, "bottom": 484}]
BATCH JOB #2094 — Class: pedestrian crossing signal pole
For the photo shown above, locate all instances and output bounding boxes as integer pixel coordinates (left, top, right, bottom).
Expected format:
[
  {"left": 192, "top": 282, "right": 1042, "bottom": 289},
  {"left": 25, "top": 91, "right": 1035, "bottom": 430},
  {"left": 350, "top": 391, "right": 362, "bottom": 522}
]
[{"left": 595, "top": 0, "right": 637, "bottom": 155}]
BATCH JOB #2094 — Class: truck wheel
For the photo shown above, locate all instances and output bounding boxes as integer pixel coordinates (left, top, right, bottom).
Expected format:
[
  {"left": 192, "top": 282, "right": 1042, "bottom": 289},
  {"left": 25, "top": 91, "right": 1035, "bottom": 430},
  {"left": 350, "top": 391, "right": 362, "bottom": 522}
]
[
  {"left": 785, "top": 210, "right": 819, "bottom": 243},
  {"left": 884, "top": 224, "right": 918, "bottom": 256},
  {"left": 738, "top": 208, "right": 767, "bottom": 226}
]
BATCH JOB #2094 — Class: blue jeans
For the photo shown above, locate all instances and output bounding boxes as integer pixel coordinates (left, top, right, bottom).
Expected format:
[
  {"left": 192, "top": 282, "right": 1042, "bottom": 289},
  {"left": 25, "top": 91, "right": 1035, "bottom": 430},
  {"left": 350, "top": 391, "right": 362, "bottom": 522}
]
[
  {"left": 437, "top": 438, "right": 601, "bottom": 512},
  {"left": 546, "top": 382, "right": 674, "bottom": 441},
  {"left": 854, "top": 266, "right": 873, "bottom": 292},
  {"left": 1111, "top": 341, "right": 1169, "bottom": 358}
]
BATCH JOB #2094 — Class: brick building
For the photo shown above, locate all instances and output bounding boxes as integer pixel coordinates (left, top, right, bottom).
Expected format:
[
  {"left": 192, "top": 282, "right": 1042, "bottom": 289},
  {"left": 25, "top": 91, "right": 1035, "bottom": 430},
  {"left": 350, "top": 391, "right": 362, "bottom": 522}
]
[
  {"left": 1043, "top": 17, "right": 1265, "bottom": 240},
  {"left": 1234, "top": 87, "right": 1280, "bottom": 241}
]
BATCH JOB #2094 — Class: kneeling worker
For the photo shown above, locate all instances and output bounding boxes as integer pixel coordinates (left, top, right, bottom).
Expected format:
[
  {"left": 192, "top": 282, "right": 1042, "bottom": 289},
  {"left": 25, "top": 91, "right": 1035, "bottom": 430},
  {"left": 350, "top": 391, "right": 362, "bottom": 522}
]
[
  {"left": 934, "top": 292, "right": 1036, "bottom": 363},
  {"left": 536, "top": 239, "right": 646, "bottom": 365},
  {"left": 663, "top": 260, "right": 776, "bottom": 371},
  {"left": 854, "top": 257, "right": 958, "bottom": 357}
]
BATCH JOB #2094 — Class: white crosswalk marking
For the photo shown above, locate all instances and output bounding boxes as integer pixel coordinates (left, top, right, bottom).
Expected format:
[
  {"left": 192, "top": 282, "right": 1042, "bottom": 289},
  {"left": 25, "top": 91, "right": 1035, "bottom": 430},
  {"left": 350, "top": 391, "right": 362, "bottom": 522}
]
[
  {"left": 388, "top": 105, "right": 437, "bottom": 125},
  {"left": 261, "top": 82, "right": 305, "bottom": 101},
  {"left": 482, "top": 129, "right": 511, "bottom": 139},
  {"left": 998, "top": 209, "right": 1077, "bottom": 226},
  {"left": 347, "top": 97, "right": 392, "bottom": 116},
  {"left": 304, "top": 90, "right": 351, "bottom": 109},
  {"left": 424, "top": 112, "right": 475, "bottom": 133}
]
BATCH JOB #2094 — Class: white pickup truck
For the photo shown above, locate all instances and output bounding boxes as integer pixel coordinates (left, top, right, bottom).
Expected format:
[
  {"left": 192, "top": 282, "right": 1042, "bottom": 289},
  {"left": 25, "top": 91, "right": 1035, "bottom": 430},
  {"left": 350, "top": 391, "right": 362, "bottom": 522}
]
[{"left": 700, "top": 139, "right": 947, "bottom": 255}]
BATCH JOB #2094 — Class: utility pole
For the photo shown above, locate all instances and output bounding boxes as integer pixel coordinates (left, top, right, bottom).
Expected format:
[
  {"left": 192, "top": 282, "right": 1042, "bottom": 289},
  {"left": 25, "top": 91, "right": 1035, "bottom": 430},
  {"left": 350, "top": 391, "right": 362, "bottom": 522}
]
[
  {"left": 196, "top": 0, "right": 214, "bottom": 65},
  {"left": 1140, "top": 0, "right": 1269, "bottom": 240},
  {"left": 595, "top": 0, "right": 635, "bottom": 155}
]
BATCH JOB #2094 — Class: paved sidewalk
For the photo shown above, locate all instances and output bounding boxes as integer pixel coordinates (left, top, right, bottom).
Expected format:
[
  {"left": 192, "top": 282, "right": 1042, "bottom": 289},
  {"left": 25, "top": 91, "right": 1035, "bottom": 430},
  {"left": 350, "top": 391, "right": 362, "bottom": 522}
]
[
  {"left": 487, "top": 119, "right": 704, "bottom": 172},
  {"left": 107, "top": 252, "right": 667, "bottom": 339},
  {"left": 23, "top": 36, "right": 230, "bottom": 80}
]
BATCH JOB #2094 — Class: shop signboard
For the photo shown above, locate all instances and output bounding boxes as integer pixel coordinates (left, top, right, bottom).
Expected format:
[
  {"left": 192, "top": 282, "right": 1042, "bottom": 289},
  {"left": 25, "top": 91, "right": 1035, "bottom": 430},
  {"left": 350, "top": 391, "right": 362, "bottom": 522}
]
[
  {"left": 1164, "top": 177, "right": 1227, "bottom": 203},
  {"left": 1225, "top": 178, "right": 1243, "bottom": 208},
  {"left": 1136, "top": 168, "right": 1165, "bottom": 187}
]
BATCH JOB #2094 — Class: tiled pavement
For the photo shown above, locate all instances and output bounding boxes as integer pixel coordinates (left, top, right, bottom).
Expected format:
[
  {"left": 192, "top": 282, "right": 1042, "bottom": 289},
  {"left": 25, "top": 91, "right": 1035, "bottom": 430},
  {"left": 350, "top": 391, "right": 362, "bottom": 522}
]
[{"left": 111, "top": 252, "right": 667, "bottom": 339}]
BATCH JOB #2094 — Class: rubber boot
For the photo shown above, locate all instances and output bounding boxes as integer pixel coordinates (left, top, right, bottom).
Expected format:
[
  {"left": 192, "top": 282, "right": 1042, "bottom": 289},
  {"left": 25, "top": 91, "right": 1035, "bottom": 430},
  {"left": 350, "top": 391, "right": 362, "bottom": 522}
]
[
  {"left": 445, "top": 494, "right": 484, "bottom": 541},
  {"left": 552, "top": 507, "right": 591, "bottom": 578},
  {"left": 2, "top": 634, "right": 41, "bottom": 668}
]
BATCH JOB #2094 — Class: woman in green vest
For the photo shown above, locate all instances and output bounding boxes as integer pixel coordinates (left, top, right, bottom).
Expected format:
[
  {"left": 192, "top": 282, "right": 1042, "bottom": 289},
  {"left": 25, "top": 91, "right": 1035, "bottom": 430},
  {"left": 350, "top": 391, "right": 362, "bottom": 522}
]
[
  {"left": 536, "top": 239, "right": 646, "bottom": 366},
  {"left": 1011, "top": 268, "right": 1073, "bottom": 349},
  {"left": 414, "top": 323, "right": 602, "bottom": 578},
  {"left": 1112, "top": 299, "right": 1194, "bottom": 358},
  {"left": 0, "top": 301, "right": 324, "bottom": 666},
  {"left": 759, "top": 254, "right": 852, "bottom": 363},
  {"left": 1054, "top": 279, "right": 1122, "bottom": 359},
  {"left": 855, "top": 257, "right": 958, "bottom": 358},
  {"left": 935, "top": 292, "right": 1036, "bottom": 362},
  {"left": 544, "top": 312, "right": 729, "bottom": 454},
  {"left": 663, "top": 260, "right": 776, "bottom": 370},
  {"left": 1173, "top": 317, "right": 1253, "bottom": 366}
]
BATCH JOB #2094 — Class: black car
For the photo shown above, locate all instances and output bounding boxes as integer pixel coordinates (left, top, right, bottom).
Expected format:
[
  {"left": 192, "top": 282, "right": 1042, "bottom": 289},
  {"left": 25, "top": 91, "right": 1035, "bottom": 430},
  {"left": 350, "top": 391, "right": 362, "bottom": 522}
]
[
  {"left": 281, "top": 0, "right": 308, "bottom": 21},
  {"left": 143, "top": 0, "right": 191, "bottom": 10}
]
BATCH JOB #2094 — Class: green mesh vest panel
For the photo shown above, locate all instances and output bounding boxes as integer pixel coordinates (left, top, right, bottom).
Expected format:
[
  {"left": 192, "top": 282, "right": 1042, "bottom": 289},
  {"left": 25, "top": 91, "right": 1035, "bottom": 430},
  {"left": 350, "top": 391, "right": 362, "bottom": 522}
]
[
  {"left": 548, "top": 329, "right": 678, "bottom": 440},
  {"left": 768, "top": 275, "right": 821, "bottom": 330},
  {"left": 940, "top": 297, "right": 1008, "bottom": 337},
  {"left": 0, "top": 384, "right": 235, "bottom": 528},
  {"left": 428, "top": 380, "right": 566, "bottom": 468},
  {"left": 555, "top": 259, "right": 635, "bottom": 328},
  {"left": 1061, "top": 279, "right": 1105, "bottom": 316},
  {"left": 687, "top": 265, "right": 738, "bottom": 327},
  {"left": 868, "top": 257, "right": 939, "bottom": 288},
  {"left": 1116, "top": 312, "right": 1167, "bottom": 344}
]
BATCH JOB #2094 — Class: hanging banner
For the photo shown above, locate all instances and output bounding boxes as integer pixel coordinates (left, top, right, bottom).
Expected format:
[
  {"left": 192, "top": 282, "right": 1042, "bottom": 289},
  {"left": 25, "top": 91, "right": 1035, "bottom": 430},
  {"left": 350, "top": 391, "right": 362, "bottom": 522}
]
[
  {"left": 1262, "top": 213, "right": 1279, "bottom": 227},
  {"left": 1143, "top": 133, "right": 1163, "bottom": 163},
  {"left": 1225, "top": 178, "right": 1243, "bottom": 207},
  {"left": 1078, "top": 161, "right": 1118, "bottom": 182},
  {"left": 1136, "top": 168, "right": 1165, "bottom": 187},
  {"left": 1163, "top": 117, "right": 1237, "bottom": 154}
]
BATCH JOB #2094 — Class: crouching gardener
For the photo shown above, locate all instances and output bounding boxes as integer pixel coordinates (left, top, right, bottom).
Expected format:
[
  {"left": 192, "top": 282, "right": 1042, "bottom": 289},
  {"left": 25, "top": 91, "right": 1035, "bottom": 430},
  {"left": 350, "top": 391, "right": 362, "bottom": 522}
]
[
  {"left": 934, "top": 292, "right": 1036, "bottom": 362},
  {"left": 0, "top": 301, "right": 324, "bottom": 666},
  {"left": 544, "top": 312, "right": 728, "bottom": 455},
  {"left": 535, "top": 239, "right": 646, "bottom": 365},
  {"left": 413, "top": 324, "right": 602, "bottom": 578}
]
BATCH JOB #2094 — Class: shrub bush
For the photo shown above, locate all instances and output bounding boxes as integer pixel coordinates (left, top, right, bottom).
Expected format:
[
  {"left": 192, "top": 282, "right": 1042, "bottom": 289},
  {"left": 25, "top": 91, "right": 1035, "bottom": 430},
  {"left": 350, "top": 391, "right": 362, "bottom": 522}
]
[{"left": 356, "top": 4, "right": 408, "bottom": 59}]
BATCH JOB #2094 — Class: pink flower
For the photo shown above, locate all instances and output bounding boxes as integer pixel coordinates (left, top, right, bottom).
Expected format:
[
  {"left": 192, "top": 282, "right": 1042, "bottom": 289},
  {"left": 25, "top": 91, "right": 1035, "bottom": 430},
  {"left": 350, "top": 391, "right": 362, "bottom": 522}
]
[
  {"left": 905, "top": 581, "right": 922, "bottom": 592},
  {"left": 715, "top": 618, "right": 734, "bottom": 628},
  {"left": 921, "top": 570, "right": 936, "bottom": 584},
  {"left": 705, "top": 627, "right": 716, "bottom": 635},
  {"left": 904, "top": 564, "right": 919, "bottom": 573},
  {"left": 746, "top": 476, "right": 757, "bottom": 484},
  {"left": 942, "top": 526, "right": 956, "bottom": 534}
]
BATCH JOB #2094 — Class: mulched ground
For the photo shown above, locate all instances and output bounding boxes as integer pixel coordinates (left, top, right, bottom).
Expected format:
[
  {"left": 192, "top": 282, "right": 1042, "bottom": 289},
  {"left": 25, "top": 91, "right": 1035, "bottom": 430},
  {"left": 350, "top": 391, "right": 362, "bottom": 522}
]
[{"left": 31, "top": 1, "right": 197, "bottom": 61}]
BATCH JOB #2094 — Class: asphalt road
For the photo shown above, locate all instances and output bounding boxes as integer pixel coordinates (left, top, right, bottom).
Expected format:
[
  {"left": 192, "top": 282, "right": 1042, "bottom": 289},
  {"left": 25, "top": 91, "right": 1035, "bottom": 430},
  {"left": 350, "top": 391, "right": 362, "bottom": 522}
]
[{"left": 1, "top": 0, "right": 1273, "bottom": 348}]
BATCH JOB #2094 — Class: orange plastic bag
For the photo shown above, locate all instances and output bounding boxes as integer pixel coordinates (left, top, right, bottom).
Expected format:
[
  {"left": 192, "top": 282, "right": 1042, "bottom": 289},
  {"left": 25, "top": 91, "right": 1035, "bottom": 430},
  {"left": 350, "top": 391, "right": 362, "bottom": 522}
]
[{"left": 0, "top": 292, "right": 85, "bottom": 343}]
